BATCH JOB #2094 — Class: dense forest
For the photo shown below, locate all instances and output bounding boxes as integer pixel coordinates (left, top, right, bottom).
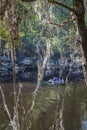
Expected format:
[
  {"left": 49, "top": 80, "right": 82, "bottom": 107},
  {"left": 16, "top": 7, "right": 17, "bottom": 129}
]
[{"left": 0, "top": 0, "right": 87, "bottom": 130}]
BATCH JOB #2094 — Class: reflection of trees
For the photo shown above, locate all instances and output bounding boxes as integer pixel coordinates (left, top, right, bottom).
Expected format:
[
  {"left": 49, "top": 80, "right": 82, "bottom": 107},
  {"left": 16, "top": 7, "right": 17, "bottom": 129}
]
[
  {"left": 62, "top": 86, "right": 82, "bottom": 130},
  {"left": 49, "top": 87, "right": 65, "bottom": 130},
  {"left": 49, "top": 86, "right": 82, "bottom": 130}
]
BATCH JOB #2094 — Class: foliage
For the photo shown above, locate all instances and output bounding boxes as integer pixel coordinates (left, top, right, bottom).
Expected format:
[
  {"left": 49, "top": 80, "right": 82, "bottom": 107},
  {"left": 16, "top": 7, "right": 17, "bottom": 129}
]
[
  {"left": 0, "top": 0, "right": 83, "bottom": 66},
  {"left": 0, "top": 20, "right": 10, "bottom": 41}
]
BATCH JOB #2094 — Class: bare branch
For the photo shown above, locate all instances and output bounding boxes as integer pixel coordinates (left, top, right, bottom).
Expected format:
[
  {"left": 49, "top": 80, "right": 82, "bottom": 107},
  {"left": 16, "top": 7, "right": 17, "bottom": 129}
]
[
  {"left": 48, "top": 17, "right": 76, "bottom": 27},
  {"left": 48, "top": 0, "right": 77, "bottom": 15},
  {"left": 63, "top": 17, "right": 76, "bottom": 24},
  {"left": 47, "top": 21, "right": 63, "bottom": 26},
  {"left": 21, "top": 0, "right": 36, "bottom": 2}
]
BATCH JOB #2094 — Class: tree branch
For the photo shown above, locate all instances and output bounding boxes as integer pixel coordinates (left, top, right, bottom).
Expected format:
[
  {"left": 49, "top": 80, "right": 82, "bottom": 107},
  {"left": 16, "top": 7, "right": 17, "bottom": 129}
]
[
  {"left": 48, "top": 0, "right": 77, "bottom": 15},
  {"left": 21, "top": 0, "right": 36, "bottom": 2},
  {"left": 0, "top": 85, "right": 16, "bottom": 130},
  {"left": 0, "top": 0, "right": 9, "bottom": 19},
  {"left": 48, "top": 17, "right": 76, "bottom": 27}
]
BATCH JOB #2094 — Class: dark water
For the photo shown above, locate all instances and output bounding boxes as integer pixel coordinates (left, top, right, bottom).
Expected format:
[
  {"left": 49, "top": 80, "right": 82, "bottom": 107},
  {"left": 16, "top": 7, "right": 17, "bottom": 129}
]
[{"left": 0, "top": 83, "right": 87, "bottom": 130}]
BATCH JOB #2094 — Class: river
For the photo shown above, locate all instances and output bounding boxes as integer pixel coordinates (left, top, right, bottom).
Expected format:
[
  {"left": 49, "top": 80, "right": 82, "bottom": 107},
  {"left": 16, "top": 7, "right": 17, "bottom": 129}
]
[{"left": 0, "top": 82, "right": 87, "bottom": 130}]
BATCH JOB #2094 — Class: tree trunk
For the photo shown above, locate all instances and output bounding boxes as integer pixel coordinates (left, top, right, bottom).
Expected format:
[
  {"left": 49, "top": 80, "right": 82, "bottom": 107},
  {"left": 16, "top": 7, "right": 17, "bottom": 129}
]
[
  {"left": 0, "top": 35, "right": 2, "bottom": 55},
  {"left": 74, "top": 0, "right": 87, "bottom": 85},
  {"left": 79, "top": 28, "right": 87, "bottom": 85}
]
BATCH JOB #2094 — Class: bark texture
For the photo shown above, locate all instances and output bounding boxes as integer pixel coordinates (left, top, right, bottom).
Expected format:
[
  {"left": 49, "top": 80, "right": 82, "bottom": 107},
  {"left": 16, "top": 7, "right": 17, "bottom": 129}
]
[{"left": 74, "top": 0, "right": 87, "bottom": 85}]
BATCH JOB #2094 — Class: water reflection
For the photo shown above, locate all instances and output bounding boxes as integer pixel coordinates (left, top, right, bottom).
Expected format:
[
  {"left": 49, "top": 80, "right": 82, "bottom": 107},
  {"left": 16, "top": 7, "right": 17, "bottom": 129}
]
[
  {"left": 0, "top": 83, "right": 87, "bottom": 130},
  {"left": 48, "top": 84, "right": 87, "bottom": 130},
  {"left": 63, "top": 86, "right": 82, "bottom": 130}
]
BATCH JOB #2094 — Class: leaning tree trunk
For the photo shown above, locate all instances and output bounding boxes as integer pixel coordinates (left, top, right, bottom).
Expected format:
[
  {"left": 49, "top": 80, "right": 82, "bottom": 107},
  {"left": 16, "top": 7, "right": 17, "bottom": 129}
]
[
  {"left": 74, "top": 0, "right": 87, "bottom": 85},
  {"left": 77, "top": 19, "right": 87, "bottom": 86},
  {"left": 5, "top": 0, "right": 20, "bottom": 130}
]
